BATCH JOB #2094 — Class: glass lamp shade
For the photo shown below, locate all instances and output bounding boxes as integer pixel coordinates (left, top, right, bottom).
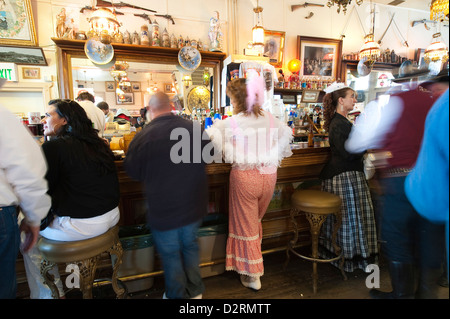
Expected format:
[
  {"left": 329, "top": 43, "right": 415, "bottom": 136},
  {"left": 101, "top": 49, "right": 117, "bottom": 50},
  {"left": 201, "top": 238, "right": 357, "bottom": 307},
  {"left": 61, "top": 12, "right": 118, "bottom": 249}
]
[
  {"left": 424, "top": 41, "right": 449, "bottom": 63},
  {"left": 252, "top": 25, "right": 265, "bottom": 47},
  {"left": 430, "top": 0, "right": 449, "bottom": 22},
  {"left": 89, "top": 8, "right": 120, "bottom": 44},
  {"left": 287, "top": 59, "right": 301, "bottom": 73},
  {"left": 359, "top": 34, "right": 381, "bottom": 62}
]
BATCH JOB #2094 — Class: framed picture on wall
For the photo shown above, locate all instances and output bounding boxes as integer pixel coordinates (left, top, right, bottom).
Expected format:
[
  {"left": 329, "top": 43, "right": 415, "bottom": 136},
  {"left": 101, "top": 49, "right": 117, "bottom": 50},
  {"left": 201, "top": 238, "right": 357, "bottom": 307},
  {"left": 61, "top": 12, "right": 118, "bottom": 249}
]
[
  {"left": 164, "top": 83, "right": 173, "bottom": 93},
  {"left": 105, "top": 81, "right": 115, "bottom": 92},
  {"left": 131, "top": 82, "right": 141, "bottom": 92},
  {"left": 263, "top": 30, "right": 285, "bottom": 68},
  {"left": 0, "top": 45, "right": 47, "bottom": 65},
  {"left": 0, "top": 0, "right": 38, "bottom": 46},
  {"left": 301, "top": 90, "right": 321, "bottom": 103},
  {"left": 297, "top": 36, "right": 342, "bottom": 80},
  {"left": 116, "top": 92, "right": 134, "bottom": 105},
  {"left": 22, "top": 67, "right": 40, "bottom": 79}
]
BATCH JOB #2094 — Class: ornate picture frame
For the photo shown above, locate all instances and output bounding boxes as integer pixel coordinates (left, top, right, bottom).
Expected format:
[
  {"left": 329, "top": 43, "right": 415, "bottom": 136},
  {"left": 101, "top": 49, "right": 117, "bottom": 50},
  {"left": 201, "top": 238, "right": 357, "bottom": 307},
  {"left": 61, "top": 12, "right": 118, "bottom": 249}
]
[
  {"left": 297, "top": 36, "right": 343, "bottom": 80},
  {"left": 0, "top": 0, "right": 38, "bottom": 46},
  {"left": 263, "top": 30, "right": 285, "bottom": 68}
]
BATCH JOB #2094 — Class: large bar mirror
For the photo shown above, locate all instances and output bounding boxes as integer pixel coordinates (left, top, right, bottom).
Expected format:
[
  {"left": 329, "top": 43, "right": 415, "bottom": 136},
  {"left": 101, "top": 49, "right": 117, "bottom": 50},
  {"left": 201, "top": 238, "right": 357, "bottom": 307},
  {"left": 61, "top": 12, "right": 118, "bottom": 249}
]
[{"left": 52, "top": 38, "right": 225, "bottom": 118}]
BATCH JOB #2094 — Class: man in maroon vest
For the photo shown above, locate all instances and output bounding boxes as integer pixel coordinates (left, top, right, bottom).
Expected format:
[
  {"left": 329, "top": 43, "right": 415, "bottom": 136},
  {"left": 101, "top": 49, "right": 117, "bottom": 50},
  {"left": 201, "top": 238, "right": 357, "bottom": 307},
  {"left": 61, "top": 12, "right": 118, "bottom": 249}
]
[{"left": 346, "top": 67, "right": 446, "bottom": 299}]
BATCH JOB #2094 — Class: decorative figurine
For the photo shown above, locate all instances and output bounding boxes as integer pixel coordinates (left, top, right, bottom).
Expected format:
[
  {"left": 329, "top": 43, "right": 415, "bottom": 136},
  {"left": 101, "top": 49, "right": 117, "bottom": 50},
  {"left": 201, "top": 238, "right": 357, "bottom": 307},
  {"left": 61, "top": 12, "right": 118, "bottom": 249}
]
[
  {"left": 140, "top": 25, "right": 150, "bottom": 46},
  {"left": 170, "top": 34, "right": 178, "bottom": 48},
  {"left": 113, "top": 31, "right": 123, "bottom": 43},
  {"left": 132, "top": 31, "right": 140, "bottom": 45},
  {"left": 185, "top": 36, "right": 190, "bottom": 47},
  {"left": 208, "top": 11, "right": 223, "bottom": 52},
  {"left": 197, "top": 39, "right": 203, "bottom": 51},
  {"left": 152, "top": 20, "right": 160, "bottom": 46},
  {"left": 162, "top": 28, "right": 170, "bottom": 47},
  {"left": 55, "top": 8, "right": 67, "bottom": 38},
  {"left": 123, "top": 30, "right": 131, "bottom": 44},
  {"left": 178, "top": 35, "right": 184, "bottom": 48}
]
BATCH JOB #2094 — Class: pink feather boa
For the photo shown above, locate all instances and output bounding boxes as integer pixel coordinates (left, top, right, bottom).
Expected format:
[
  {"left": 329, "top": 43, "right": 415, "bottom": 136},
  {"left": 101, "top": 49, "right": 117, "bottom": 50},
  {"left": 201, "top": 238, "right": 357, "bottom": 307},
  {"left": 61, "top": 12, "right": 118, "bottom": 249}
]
[{"left": 245, "top": 69, "right": 265, "bottom": 113}]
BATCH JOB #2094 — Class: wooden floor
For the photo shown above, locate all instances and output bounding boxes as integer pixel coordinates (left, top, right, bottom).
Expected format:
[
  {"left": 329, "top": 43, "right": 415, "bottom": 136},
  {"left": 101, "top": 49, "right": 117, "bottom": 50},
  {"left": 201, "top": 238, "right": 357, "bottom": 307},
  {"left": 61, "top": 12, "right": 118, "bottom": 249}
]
[{"left": 110, "top": 249, "right": 448, "bottom": 300}]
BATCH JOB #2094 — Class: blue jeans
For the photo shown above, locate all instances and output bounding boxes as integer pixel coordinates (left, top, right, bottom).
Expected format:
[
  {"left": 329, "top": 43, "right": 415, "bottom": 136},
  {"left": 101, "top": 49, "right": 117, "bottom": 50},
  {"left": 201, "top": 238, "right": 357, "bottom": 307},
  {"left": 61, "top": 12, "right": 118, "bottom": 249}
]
[
  {"left": 0, "top": 206, "right": 20, "bottom": 299},
  {"left": 151, "top": 220, "right": 204, "bottom": 299},
  {"left": 379, "top": 177, "right": 445, "bottom": 268}
]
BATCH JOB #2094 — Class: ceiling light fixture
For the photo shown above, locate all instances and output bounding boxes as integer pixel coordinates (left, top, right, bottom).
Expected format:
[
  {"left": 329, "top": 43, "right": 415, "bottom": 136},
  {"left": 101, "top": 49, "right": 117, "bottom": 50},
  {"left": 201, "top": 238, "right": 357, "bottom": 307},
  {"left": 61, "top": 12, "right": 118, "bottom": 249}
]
[
  {"left": 88, "top": 7, "right": 121, "bottom": 44},
  {"left": 359, "top": 2, "right": 380, "bottom": 66},
  {"left": 327, "top": 0, "right": 363, "bottom": 14},
  {"left": 252, "top": 0, "right": 265, "bottom": 49},
  {"left": 430, "top": 0, "right": 449, "bottom": 22}
]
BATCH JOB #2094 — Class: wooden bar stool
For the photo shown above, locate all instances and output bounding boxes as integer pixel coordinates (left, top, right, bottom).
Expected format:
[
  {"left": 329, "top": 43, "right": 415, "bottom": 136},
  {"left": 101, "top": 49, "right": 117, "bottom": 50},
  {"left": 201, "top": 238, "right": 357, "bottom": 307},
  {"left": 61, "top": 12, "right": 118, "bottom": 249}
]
[
  {"left": 285, "top": 189, "right": 347, "bottom": 294},
  {"left": 37, "top": 225, "right": 125, "bottom": 299}
]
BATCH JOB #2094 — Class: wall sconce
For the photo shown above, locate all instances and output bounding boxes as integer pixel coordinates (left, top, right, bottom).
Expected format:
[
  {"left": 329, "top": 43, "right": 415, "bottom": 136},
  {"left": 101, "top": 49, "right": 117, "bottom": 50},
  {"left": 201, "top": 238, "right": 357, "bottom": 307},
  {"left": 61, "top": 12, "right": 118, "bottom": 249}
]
[
  {"left": 252, "top": 0, "right": 265, "bottom": 48},
  {"left": 88, "top": 7, "right": 121, "bottom": 44},
  {"left": 182, "top": 75, "right": 192, "bottom": 88}
]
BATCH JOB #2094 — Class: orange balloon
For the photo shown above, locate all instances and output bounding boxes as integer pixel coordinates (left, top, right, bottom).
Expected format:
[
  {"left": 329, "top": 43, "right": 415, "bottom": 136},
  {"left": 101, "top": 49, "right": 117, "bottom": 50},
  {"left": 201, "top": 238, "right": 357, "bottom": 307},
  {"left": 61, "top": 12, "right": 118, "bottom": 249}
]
[{"left": 288, "top": 59, "right": 301, "bottom": 73}]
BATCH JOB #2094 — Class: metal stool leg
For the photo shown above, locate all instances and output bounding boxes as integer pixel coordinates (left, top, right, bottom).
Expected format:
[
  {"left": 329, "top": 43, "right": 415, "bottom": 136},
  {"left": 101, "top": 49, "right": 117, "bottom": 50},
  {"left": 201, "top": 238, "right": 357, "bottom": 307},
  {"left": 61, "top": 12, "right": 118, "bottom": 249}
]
[
  {"left": 40, "top": 259, "right": 60, "bottom": 299},
  {"left": 305, "top": 212, "right": 327, "bottom": 294},
  {"left": 109, "top": 240, "right": 126, "bottom": 299}
]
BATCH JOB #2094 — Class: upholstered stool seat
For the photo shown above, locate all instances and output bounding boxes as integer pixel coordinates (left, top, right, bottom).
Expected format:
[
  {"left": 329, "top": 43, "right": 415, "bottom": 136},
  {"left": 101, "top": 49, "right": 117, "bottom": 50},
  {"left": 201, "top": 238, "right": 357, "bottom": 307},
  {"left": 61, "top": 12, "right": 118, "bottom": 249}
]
[
  {"left": 37, "top": 225, "right": 125, "bottom": 299},
  {"left": 286, "top": 189, "right": 347, "bottom": 293}
]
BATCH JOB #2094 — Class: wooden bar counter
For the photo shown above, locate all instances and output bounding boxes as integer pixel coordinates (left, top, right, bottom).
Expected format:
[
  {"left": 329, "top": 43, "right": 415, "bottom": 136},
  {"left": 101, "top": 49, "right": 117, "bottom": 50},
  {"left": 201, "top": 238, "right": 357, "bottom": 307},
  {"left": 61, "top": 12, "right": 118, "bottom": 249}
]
[{"left": 115, "top": 146, "right": 331, "bottom": 252}]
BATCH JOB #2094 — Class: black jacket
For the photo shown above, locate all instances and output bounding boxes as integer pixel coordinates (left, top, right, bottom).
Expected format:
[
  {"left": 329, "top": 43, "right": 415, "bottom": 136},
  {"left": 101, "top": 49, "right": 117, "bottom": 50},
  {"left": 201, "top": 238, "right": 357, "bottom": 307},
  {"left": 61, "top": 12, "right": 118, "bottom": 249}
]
[
  {"left": 42, "top": 137, "right": 119, "bottom": 218},
  {"left": 320, "top": 113, "right": 364, "bottom": 180},
  {"left": 124, "top": 114, "right": 211, "bottom": 231}
]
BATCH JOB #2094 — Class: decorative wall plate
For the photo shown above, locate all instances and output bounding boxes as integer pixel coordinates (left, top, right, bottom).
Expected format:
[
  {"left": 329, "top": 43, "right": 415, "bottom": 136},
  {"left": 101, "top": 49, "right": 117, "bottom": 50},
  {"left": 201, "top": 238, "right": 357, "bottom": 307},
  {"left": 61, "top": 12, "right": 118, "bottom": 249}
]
[
  {"left": 84, "top": 37, "right": 114, "bottom": 65},
  {"left": 178, "top": 46, "right": 201, "bottom": 71}
]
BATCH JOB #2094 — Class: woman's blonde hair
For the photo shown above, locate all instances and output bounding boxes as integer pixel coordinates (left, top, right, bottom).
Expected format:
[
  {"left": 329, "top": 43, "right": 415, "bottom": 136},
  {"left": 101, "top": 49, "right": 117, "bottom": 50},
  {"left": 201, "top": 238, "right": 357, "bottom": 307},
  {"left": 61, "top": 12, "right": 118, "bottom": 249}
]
[{"left": 226, "top": 78, "right": 263, "bottom": 117}]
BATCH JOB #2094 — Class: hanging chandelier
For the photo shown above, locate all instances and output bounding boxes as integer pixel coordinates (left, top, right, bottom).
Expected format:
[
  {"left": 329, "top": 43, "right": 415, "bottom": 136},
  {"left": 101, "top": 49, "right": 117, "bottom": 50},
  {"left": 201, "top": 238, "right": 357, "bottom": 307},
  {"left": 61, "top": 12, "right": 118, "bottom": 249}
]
[
  {"left": 359, "top": 2, "right": 380, "bottom": 66},
  {"left": 430, "top": 0, "right": 449, "bottom": 22},
  {"left": 359, "top": 34, "right": 381, "bottom": 65},
  {"left": 327, "top": 0, "right": 363, "bottom": 14},
  {"left": 252, "top": 0, "right": 265, "bottom": 48},
  {"left": 88, "top": 7, "right": 121, "bottom": 44},
  {"left": 424, "top": 33, "right": 449, "bottom": 63}
]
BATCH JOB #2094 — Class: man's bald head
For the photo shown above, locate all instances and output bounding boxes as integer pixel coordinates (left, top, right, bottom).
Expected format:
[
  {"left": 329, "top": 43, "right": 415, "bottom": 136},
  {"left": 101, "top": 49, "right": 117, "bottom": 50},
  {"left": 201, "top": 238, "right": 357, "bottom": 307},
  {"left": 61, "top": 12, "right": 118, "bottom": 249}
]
[{"left": 147, "top": 91, "right": 172, "bottom": 119}]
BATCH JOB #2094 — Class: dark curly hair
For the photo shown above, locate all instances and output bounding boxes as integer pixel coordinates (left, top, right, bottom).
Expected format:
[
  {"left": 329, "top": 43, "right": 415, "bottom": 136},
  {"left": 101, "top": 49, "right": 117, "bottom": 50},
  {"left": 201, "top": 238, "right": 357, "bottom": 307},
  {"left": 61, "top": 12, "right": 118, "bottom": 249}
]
[
  {"left": 226, "top": 78, "right": 263, "bottom": 117},
  {"left": 322, "top": 87, "right": 354, "bottom": 132},
  {"left": 47, "top": 99, "right": 115, "bottom": 174}
]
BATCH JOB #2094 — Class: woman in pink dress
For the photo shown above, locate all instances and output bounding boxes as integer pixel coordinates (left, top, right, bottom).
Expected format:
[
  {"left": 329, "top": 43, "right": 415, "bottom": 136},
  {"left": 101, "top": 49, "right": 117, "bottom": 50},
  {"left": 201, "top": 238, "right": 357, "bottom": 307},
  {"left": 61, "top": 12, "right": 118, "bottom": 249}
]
[{"left": 206, "top": 70, "right": 293, "bottom": 290}]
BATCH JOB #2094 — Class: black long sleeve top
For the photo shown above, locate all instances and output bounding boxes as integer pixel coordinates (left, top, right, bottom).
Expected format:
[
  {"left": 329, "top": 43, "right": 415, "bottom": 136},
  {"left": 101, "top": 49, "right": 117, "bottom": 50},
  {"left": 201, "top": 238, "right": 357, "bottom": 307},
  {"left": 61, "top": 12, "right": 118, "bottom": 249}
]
[
  {"left": 42, "top": 137, "right": 120, "bottom": 218},
  {"left": 320, "top": 113, "right": 364, "bottom": 180},
  {"left": 124, "top": 114, "right": 210, "bottom": 231}
]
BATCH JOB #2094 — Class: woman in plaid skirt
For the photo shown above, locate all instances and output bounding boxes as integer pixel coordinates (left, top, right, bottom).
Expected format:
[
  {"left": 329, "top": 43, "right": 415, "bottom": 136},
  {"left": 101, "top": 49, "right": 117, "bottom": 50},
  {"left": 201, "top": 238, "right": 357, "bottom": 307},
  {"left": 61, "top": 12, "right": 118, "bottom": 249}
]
[{"left": 319, "top": 83, "right": 378, "bottom": 272}]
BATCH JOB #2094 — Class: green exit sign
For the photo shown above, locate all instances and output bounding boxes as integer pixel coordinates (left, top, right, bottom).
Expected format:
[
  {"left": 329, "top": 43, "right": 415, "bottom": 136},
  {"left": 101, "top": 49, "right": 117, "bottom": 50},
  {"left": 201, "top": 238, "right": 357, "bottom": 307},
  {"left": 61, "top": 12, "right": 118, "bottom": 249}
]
[{"left": 0, "top": 63, "right": 18, "bottom": 81}]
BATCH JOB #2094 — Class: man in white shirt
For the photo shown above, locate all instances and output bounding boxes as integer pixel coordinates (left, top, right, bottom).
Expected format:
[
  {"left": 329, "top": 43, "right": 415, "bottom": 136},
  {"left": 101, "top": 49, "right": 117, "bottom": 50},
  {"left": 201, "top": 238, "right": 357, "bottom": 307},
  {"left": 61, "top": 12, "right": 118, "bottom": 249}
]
[
  {"left": 75, "top": 91, "right": 105, "bottom": 137},
  {"left": 0, "top": 78, "right": 51, "bottom": 298}
]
